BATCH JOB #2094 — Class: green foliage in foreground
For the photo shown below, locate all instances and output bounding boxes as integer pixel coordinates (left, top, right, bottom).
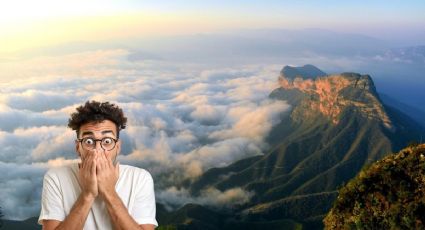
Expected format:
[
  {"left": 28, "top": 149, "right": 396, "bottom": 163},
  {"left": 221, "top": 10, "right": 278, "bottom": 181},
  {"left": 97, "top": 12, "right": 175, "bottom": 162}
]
[{"left": 324, "top": 144, "right": 425, "bottom": 229}]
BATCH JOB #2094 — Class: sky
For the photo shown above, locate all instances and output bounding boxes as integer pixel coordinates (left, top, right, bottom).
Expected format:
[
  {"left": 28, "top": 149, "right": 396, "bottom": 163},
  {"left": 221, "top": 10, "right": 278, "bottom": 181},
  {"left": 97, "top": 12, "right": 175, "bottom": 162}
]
[
  {"left": 1, "top": 0, "right": 424, "bottom": 54},
  {"left": 0, "top": 0, "right": 424, "bottom": 221}
]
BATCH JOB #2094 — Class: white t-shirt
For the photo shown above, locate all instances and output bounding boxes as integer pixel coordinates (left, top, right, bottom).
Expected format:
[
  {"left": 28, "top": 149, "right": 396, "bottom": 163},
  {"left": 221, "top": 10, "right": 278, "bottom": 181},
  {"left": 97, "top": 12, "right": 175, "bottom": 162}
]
[{"left": 38, "top": 163, "right": 158, "bottom": 229}]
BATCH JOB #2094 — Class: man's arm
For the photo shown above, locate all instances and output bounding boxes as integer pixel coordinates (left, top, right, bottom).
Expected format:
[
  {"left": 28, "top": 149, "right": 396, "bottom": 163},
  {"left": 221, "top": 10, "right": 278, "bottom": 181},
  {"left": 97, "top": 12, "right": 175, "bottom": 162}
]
[
  {"left": 96, "top": 153, "right": 155, "bottom": 230},
  {"left": 43, "top": 194, "right": 95, "bottom": 230},
  {"left": 42, "top": 153, "right": 98, "bottom": 230},
  {"left": 103, "top": 191, "right": 155, "bottom": 230}
]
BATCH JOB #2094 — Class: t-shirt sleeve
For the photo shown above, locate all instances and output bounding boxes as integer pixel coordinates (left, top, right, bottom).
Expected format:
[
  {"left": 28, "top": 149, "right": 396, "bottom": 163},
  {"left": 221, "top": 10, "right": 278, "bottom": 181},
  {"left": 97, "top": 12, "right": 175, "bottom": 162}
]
[
  {"left": 38, "top": 170, "right": 66, "bottom": 225},
  {"left": 132, "top": 170, "right": 158, "bottom": 227}
]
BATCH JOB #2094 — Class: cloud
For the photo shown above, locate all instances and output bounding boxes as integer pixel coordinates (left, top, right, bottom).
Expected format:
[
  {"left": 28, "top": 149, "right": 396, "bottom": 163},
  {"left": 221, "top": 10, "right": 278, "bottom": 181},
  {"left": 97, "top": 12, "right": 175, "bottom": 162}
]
[
  {"left": 190, "top": 104, "right": 225, "bottom": 126},
  {"left": 0, "top": 126, "right": 75, "bottom": 164},
  {"left": 0, "top": 104, "right": 66, "bottom": 132},
  {"left": 31, "top": 129, "right": 77, "bottom": 162},
  {"left": 0, "top": 162, "right": 46, "bottom": 220},
  {"left": 175, "top": 138, "right": 263, "bottom": 178},
  {"left": 156, "top": 186, "right": 255, "bottom": 211},
  {"left": 209, "top": 100, "right": 289, "bottom": 143},
  {"left": 0, "top": 49, "right": 290, "bottom": 220},
  {"left": 0, "top": 89, "right": 78, "bottom": 112}
]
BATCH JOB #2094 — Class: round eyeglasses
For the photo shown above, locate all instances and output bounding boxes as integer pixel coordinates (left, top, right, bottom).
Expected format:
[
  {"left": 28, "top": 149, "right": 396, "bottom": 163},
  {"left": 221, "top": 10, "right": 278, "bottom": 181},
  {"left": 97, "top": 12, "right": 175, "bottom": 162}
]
[{"left": 77, "top": 137, "right": 118, "bottom": 151}]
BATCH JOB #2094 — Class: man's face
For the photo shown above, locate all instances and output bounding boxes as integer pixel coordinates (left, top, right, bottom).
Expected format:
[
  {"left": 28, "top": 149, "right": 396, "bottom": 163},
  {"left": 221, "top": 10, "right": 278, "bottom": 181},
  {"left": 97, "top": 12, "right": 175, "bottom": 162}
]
[{"left": 76, "top": 120, "right": 121, "bottom": 164}]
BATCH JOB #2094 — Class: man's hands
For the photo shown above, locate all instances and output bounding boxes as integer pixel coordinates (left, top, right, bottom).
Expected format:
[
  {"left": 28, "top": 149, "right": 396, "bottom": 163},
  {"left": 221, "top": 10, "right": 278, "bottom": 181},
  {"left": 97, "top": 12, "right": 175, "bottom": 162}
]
[
  {"left": 78, "top": 151, "right": 119, "bottom": 200},
  {"left": 78, "top": 152, "right": 98, "bottom": 200},
  {"left": 96, "top": 151, "right": 119, "bottom": 197},
  {"left": 75, "top": 149, "right": 150, "bottom": 230}
]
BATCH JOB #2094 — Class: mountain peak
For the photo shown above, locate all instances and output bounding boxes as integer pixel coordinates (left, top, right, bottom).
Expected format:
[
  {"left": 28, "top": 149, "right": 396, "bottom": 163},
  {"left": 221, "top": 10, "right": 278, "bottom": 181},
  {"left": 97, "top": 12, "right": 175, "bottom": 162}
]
[
  {"left": 340, "top": 72, "right": 377, "bottom": 92},
  {"left": 279, "top": 64, "right": 327, "bottom": 80},
  {"left": 274, "top": 66, "right": 392, "bottom": 129}
]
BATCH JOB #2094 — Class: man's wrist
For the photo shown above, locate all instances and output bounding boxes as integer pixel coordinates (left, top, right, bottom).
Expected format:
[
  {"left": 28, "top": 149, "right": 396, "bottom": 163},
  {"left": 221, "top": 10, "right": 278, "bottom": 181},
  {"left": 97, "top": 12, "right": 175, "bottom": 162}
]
[
  {"left": 81, "top": 192, "right": 96, "bottom": 203},
  {"left": 101, "top": 189, "right": 120, "bottom": 204}
]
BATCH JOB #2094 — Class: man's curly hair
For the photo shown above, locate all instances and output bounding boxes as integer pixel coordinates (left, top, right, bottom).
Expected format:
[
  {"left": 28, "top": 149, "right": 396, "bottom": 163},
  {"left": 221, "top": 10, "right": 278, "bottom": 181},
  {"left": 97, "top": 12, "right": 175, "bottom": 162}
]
[{"left": 68, "top": 101, "right": 127, "bottom": 138}]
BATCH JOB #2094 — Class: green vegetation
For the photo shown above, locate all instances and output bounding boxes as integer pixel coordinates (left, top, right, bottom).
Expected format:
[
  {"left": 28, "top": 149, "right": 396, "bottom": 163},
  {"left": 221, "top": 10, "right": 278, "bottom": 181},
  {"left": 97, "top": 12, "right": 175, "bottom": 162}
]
[
  {"left": 324, "top": 144, "right": 425, "bottom": 229},
  {"left": 157, "top": 225, "right": 178, "bottom": 230},
  {"left": 224, "top": 219, "right": 303, "bottom": 230}
]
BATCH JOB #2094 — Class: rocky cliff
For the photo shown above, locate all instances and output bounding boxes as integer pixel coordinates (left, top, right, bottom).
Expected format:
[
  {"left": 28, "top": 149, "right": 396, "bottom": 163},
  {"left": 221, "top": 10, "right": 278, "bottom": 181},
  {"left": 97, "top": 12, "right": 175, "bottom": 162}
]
[{"left": 278, "top": 70, "right": 393, "bottom": 129}]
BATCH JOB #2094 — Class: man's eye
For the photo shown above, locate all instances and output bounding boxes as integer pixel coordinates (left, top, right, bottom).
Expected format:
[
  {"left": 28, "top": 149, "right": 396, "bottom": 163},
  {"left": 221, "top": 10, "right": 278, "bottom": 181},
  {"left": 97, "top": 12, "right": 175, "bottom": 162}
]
[
  {"left": 102, "top": 138, "right": 113, "bottom": 145},
  {"left": 84, "top": 138, "right": 95, "bottom": 145}
]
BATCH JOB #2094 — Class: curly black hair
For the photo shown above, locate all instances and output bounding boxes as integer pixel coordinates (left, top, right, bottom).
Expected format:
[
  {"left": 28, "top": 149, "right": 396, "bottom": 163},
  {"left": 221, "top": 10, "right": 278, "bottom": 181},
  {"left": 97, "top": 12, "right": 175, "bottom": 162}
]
[{"left": 68, "top": 101, "right": 127, "bottom": 137}]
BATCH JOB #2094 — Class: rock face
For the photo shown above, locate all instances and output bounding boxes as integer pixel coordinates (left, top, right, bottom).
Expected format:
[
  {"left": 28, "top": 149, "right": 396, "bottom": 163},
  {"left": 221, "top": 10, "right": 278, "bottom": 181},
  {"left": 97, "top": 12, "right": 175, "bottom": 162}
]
[{"left": 278, "top": 69, "right": 393, "bottom": 129}]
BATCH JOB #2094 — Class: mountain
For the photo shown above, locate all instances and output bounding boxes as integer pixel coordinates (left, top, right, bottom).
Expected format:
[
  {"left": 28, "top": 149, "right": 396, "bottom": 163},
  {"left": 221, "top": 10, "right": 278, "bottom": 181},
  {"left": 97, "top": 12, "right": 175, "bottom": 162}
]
[
  {"left": 158, "top": 65, "right": 425, "bottom": 229},
  {"left": 125, "top": 29, "right": 388, "bottom": 64},
  {"left": 279, "top": 64, "right": 327, "bottom": 80},
  {"left": 157, "top": 203, "right": 305, "bottom": 230},
  {"left": 2, "top": 217, "right": 41, "bottom": 230}
]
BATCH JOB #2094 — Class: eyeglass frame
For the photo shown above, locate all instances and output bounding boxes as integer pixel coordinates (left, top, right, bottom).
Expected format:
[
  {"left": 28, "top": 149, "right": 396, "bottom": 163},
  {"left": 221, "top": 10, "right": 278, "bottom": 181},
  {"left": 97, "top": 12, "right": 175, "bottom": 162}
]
[{"left": 77, "top": 137, "right": 119, "bottom": 151}]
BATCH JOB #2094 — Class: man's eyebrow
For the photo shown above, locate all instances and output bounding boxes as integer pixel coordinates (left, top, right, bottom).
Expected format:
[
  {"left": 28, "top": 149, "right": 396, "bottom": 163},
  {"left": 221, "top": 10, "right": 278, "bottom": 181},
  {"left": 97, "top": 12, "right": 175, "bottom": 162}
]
[
  {"left": 101, "top": 130, "right": 115, "bottom": 135},
  {"left": 81, "top": 130, "right": 115, "bottom": 136},
  {"left": 81, "top": 131, "right": 94, "bottom": 136}
]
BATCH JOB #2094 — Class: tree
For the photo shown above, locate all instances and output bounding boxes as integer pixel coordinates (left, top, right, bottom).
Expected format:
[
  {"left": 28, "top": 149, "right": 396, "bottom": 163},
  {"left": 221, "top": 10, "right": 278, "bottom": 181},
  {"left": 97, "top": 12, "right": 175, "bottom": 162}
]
[{"left": 324, "top": 144, "right": 425, "bottom": 229}]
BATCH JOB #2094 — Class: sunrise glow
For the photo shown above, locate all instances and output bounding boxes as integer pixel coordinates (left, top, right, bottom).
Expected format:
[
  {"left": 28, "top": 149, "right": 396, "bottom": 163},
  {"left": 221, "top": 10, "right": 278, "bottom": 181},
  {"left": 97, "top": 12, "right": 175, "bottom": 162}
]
[{"left": 1, "top": 0, "right": 424, "bottom": 55}]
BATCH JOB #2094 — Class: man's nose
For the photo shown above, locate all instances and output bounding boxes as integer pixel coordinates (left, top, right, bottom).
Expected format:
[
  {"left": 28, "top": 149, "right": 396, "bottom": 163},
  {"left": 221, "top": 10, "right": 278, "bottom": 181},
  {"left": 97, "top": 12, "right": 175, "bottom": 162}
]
[{"left": 94, "top": 141, "right": 103, "bottom": 151}]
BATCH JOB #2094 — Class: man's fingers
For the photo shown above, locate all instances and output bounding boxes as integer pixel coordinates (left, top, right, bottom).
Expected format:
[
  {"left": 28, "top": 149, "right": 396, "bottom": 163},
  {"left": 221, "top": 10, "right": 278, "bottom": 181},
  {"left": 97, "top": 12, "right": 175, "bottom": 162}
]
[
  {"left": 96, "top": 156, "right": 103, "bottom": 172},
  {"left": 105, "top": 151, "right": 111, "bottom": 161},
  {"left": 81, "top": 151, "right": 93, "bottom": 168},
  {"left": 80, "top": 153, "right": 86, "bottom": 166},
  {"left": 115, "top": 162, "right": 120, "bottom": 177},
  {"left": 102, "top": 151, "right": 110, "bottom": 169},
  {"left": 83, "top": 153, "right": 96, "bottom": 174},
  {"left": 103, "top": 151, "right": 112, "bottom": 168},
  {"left": 83, "top": 156, "right": 93, "bottom": 172},
  {"left": 96, "top": 151, "right": 105, "bottom": 170},
  {"left": 91, "top": 156, "right": 97, "bottom": 176},
  {"left": 81, "top": 154, "right": 89, "bottom": 169}
]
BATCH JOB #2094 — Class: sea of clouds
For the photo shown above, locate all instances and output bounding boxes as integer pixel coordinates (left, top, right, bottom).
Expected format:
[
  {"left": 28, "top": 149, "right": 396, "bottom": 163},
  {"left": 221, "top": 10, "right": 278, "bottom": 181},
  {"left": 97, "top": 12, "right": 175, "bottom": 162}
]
[{"left": 0, "top": 49, "right": 290, "bottom": 220}]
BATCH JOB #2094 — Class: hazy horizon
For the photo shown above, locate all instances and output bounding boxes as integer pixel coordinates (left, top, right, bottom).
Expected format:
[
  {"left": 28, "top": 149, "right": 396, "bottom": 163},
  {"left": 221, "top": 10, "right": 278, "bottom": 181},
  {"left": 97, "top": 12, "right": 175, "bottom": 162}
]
[{"left": 1, "top": 0, "right": 424, "bottom": 55}]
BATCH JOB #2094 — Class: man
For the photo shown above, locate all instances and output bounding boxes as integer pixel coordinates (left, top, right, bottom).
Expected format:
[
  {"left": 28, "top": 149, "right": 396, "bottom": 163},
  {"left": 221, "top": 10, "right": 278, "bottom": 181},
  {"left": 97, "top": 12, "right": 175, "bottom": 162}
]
[{"left": 38, "top": 101, "right": 157, "bottom": 230}]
